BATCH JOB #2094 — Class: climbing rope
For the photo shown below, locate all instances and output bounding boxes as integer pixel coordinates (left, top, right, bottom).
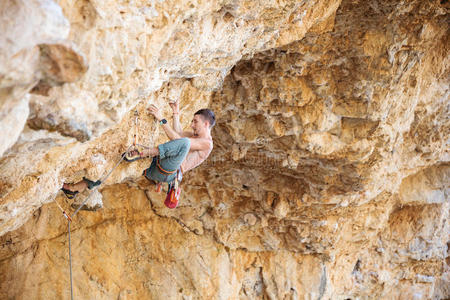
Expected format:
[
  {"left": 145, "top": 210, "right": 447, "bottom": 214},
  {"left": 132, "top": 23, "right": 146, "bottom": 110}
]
[
  {"left": 71, "top": 144, "right": 133, "bottom": 217},
  {"left": 68, "top": 221, "right": 73, "bottom": 300},
  {"left": 62, "top": 145, "right": 132, "bottom": 300},
  {"left": 55, "top": 108, "right": 148, "bottom": 300}
]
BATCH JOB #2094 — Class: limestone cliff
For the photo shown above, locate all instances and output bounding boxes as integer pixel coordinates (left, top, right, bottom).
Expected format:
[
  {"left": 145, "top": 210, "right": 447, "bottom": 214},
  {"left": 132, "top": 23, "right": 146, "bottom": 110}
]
[{"left": 0, "top": 0, "right": 448, "bottom": 299}]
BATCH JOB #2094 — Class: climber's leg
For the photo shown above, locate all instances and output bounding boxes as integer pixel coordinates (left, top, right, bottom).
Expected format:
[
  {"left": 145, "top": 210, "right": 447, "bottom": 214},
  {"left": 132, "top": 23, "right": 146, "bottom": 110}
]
[
  {"left": 124, "top": 147, "right": 159, "bottom": 162},
  {"left": 143, "top": 138, "right": 190, "bottom": 183},
  {"left": 140, "top": 147, "right": 159, "bottom": 158},
  {"left": 157, "top": 137, "right": 191, "bottom": 171},
  {"left": 61, "top": 177, "right": 101, "bottom": 199},
  {"left": 63, "top": 181, "right": 87, "bottom": 193},
  {"left": 82, "top": 177, "right": 102, "bottom": 189}
]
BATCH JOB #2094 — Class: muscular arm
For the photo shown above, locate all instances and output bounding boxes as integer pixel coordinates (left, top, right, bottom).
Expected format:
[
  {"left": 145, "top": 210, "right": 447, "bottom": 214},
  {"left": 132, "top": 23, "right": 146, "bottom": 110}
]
[
  {"left": 161, "top": 123, "right": 182, "bottom": 140},
  {"left": 161, "top": 122, "right": 194, "bottom": 140},
  {"left": 162, "top": 122, "right": 211, "bottom": 152},
  {"left": 173, "top": 113, "right": 183, "bottom": 133},
  {"left": 161, "top": 123, "right": 211, "bottom": 152},
  {"left": 149, "top": 104, "right": 194, "bottom": 139}
]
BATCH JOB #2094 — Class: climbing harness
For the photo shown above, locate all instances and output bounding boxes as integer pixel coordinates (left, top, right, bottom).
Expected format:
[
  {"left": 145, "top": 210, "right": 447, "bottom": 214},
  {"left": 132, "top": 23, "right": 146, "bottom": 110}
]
[
  {"left": 151, "top": 156, "right": 183, "bottom": 208},
  {"left": 156, "top": 157, "right": 177, "bottom": 174},
  {"left": 143, "top": 156, "right": 182, "bottom": 200}
]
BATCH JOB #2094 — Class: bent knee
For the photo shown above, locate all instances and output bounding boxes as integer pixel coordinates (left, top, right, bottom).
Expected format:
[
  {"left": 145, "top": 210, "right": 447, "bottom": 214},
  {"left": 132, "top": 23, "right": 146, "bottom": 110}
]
[{"left": 179, "top": 137, "right": 191, "bottom": 149}]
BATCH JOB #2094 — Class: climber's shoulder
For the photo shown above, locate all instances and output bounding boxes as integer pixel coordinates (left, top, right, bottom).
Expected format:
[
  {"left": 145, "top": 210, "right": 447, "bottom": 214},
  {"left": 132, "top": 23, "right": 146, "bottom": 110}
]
[{"left": 180, "top": 131, "right": 194, "bottom": 138}]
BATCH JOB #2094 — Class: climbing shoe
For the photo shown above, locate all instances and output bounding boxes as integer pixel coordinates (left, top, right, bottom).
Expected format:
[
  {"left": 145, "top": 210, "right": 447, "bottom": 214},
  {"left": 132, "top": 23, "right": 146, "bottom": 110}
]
[
  {"left": 71, "top": 202, "right": 102, "bottom": 211},
  {"left": 61, "top": 187, "right": 78, "bottom": 199},
  {"left": 83, "top": 177, "right": 101, "bottom": 190},
  {"left": 123, "top": 149, "right": 142, "bottom": 162}
]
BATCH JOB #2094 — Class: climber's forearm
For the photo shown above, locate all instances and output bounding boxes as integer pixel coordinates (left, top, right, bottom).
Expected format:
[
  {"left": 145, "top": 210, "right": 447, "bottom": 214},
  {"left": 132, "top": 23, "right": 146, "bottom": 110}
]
[
  {"left": 148, "top": 103, "right": 182, "bottom": 140},
  {"left": 161, "top": 123, "right": 182, "bottom": 140},
  {"left": 173, "top": 113, "right": 183, "bottom": 133}
]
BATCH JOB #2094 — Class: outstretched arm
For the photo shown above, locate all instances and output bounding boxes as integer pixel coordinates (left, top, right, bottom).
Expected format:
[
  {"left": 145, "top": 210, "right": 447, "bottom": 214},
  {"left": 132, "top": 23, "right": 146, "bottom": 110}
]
[
  {"left": 148, "top": 104, "right": 193, "bottom": 140},
  {"left": 170, "top": 100, "right": 194, "bottom": 137},
  {"left": 169, "top": 100, "right": 183, "bottom": 134},
  {"left": 161, "top": 122, "right": 182, "bottom": 140}
]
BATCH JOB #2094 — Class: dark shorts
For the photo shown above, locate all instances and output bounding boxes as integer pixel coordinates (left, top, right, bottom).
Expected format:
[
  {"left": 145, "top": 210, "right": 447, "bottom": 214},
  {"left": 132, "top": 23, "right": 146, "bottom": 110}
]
[
  {"left": 142, "top": 138, "right": 190, "bottom": 183},
  {"left": 143, "top": 157, "right": 181, "bottom": 183}
]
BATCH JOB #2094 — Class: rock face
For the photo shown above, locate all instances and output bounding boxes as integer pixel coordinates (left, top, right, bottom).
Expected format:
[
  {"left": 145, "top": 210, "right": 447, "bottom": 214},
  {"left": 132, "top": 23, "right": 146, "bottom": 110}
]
[{"left": 0, "top": 0, "right": 449, "bottom": 299}]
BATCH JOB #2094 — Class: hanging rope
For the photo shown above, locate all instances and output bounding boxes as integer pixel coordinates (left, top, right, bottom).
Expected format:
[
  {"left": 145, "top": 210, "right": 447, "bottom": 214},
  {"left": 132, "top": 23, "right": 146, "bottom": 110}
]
[
  {"left": 71, "top": 144, "right": 132, "bottom": 218},
  {"left": 68, "top": 221, "right": 73, "bottom": 300},
  {"left": 63, "top": 145, "right": 132, "bottom": 300},
  {"left": 56, "top": 108, "right": 146, "bottom": 300}
]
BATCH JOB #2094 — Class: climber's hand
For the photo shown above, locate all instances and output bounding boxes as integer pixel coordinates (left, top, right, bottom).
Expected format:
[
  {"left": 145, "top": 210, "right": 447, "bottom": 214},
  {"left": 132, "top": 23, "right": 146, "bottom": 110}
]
[
  {"left": 148, "top": 104, "right": 163, "bottom": 121},
  {"left": 169, "top": 99, "right": 179, "bottom": 114}
]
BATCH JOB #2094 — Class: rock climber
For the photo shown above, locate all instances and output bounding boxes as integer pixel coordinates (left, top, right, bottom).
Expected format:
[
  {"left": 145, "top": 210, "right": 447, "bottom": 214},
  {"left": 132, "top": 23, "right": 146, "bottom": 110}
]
[{"left": 61, "top": 100, "right": 215, "bottom": 203}]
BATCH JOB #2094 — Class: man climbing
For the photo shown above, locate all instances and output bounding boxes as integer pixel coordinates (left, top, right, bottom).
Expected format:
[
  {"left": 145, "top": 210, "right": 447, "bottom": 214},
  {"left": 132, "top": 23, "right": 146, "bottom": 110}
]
[{"left": 61, "top": 100, "right": 215, "bottom": 208}]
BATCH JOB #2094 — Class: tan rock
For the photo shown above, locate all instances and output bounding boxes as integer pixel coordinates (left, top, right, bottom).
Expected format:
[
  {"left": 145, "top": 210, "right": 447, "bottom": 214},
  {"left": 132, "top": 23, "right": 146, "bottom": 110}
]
[
  {"left": 0, "top": 0, "right": 449, "bottom": 298},
  {"left": 243, "top": 213, "right": 257, "bottom": 226},
  {"left": 0, "top": 0, "right": 72, "bottom": 156}
]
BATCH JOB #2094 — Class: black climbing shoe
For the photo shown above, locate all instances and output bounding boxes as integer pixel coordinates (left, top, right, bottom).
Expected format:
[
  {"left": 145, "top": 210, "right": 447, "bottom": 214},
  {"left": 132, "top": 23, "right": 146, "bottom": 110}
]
[
  {"left": 123, "top": 149, "right": 142, "bottom": 162},
  {"left": 71, "top": 202, "right": 102, "bottom": 211},
  {"left": 61, "top": 187, "right": 78, "bottom": 199},
  {"left": 83, "top": 177, "right": 101, "bottom": 190}
]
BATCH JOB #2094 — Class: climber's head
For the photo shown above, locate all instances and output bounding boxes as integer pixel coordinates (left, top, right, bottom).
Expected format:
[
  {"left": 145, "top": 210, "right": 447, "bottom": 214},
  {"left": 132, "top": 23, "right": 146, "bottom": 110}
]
[{"left": 191, "top": 109, "right": 215, "bottom": 136}]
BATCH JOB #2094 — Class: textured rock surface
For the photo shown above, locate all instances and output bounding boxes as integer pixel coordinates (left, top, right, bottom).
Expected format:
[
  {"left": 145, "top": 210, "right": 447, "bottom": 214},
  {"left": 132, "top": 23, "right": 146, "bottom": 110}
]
[
  {"left": 0, "top": 0, "right": 449, "bottom": 299},
  {"left": 0, "top": 185, "right": 329, "bottom": 299},
  {"left": 0, "top": 0, "right": 73, "bottom": 156}
]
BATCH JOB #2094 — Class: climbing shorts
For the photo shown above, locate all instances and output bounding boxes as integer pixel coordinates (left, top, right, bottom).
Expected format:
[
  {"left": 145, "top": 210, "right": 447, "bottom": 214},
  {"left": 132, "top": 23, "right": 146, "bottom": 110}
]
[{"left": 143, "top": 138, "right": 190, "bottom": 183}]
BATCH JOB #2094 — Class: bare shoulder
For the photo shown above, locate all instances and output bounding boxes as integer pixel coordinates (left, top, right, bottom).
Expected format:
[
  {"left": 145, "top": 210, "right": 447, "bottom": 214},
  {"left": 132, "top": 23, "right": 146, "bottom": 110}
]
[
  {"left": 181, "top": 131, "right": 194, "bottom": 138},
  {"left": 188, "top": 136, "right": 213, "bottom": 152},
  {"left": 206, "top": 139, "right": 213, "bottom": 151},
  {"left": 198, "top": 137, "right": 213, "bottom": 156},
  {"left": 196, "top": 136, "right": 213, "bottom": 148}
]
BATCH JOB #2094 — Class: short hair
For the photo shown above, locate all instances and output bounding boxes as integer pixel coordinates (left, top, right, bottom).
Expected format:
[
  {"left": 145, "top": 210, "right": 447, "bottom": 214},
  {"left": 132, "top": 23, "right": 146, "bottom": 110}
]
[{"left": 194, "top": 109, "right": 216, "bottom": 128}]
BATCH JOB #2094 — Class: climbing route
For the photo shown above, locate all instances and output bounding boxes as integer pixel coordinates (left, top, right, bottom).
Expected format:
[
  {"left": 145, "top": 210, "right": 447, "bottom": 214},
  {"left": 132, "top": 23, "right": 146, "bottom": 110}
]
[{"left": 53, "top": 109, "right": 145, "bottom": 300}]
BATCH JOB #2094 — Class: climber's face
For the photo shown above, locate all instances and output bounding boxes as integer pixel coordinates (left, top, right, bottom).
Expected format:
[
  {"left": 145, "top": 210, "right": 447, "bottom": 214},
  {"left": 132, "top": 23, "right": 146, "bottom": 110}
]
[{"left": 190, "top": 114, "right": 208, "bottom": 136}]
